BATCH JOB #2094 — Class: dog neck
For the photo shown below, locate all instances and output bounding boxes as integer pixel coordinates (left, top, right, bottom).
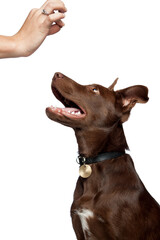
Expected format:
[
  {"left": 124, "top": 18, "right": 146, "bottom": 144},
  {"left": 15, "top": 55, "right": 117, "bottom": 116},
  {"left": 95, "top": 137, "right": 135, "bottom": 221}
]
[{"left": 74, "top": 123, "right": 129, "bottom": 158}]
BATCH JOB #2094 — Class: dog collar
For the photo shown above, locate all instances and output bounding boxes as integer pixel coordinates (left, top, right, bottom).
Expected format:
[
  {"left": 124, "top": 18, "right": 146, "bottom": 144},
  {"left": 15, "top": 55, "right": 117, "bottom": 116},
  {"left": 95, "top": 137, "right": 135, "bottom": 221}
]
[
  {"left": 77, "top": 151, "right": 125, "bottom": 166},
  {"left": 77, "top": 152, "right": 125, "bottom": 179}
]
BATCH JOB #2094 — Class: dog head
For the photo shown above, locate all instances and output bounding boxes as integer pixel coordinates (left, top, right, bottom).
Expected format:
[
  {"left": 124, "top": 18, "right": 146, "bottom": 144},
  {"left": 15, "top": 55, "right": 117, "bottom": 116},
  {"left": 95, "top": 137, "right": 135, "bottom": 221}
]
[{"left": 46, "top": 72, "right": 149, "bottom": 129}]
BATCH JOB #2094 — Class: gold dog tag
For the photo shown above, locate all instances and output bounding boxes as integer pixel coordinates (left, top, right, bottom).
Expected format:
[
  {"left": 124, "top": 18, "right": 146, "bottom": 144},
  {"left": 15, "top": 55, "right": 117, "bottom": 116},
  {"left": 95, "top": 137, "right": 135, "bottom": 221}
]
[{"left": 79, "top": 164, "right": 92, "bottom": 178}]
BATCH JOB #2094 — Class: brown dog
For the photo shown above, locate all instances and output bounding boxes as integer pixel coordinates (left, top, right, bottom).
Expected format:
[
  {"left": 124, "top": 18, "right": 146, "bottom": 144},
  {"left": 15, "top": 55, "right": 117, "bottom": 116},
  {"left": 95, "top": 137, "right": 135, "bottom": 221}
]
[{"left": 46, "top": 72, "right": 160, "bottom": 240}]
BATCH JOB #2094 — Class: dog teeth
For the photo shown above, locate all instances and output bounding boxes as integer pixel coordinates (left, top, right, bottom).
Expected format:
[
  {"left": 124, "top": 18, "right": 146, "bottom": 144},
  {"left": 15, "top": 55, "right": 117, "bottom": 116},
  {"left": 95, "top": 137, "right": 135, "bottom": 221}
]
[
  {"left": 54, "top": 108, "right": 82, "bottom": 116},
  {"left": 67, "top": 110, "right": 81, "bottom": 115},
  {"left": 75, "top": 111, "right": 81, "bottom": 115},
  {"left": 73, "top": 111, "right": 81, "bottom": 115},
  {"left": 51, "top": 106, "right": 56, "bottom": 109}
]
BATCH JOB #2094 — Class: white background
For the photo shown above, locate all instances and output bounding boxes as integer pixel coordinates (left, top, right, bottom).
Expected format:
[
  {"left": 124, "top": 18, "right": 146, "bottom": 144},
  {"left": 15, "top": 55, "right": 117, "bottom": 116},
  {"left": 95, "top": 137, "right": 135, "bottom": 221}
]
[{"left": 0, "top": 0, "right": 160, "bottom": 239}]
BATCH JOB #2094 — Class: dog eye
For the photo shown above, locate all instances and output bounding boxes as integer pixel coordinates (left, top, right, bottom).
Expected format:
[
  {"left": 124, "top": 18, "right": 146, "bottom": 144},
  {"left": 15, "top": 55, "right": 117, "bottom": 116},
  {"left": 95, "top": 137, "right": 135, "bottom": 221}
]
[{"left": 92, "top": 88, "right": 99, "bottom": 93}]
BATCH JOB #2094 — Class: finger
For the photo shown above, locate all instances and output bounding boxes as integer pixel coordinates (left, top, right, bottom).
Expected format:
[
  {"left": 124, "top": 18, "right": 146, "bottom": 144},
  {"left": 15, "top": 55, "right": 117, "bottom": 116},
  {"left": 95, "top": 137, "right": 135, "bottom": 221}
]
[
  {"left": 55, "top": 19, "right": 65, "bottom": 28},
  {"left": 48, "top": 24, "right": 61, "bottom": 35},
  {"left": 40, "top": 0, "right": 67, "bottom": 14},
  {"left": 44, "top": 12, "right": 65, "bottom": 27}
]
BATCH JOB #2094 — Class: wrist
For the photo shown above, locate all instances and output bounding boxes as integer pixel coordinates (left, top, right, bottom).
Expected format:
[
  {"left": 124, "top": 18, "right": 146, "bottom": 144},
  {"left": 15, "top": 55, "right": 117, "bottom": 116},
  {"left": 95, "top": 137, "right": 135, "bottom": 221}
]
[
  {"left": 11, "top": 33, "right": 29, "bottom": 58},
  {"left": 8, "top": 35, "right": 21, "bottom": 58}
]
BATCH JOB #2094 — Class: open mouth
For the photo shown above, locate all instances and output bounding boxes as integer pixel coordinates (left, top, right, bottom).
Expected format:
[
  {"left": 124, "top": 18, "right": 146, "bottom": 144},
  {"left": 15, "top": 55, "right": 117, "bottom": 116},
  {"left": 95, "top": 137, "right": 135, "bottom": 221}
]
[{"left": 48, "top": 86, "right": 86, "bottom": 119}]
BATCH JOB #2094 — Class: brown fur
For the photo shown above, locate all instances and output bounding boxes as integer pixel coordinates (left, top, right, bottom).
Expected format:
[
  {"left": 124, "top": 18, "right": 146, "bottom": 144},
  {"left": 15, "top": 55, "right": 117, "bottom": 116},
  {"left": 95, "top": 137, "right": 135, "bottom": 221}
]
[{"left": 46, "top": 72, "right": 160, "bottom": 240}]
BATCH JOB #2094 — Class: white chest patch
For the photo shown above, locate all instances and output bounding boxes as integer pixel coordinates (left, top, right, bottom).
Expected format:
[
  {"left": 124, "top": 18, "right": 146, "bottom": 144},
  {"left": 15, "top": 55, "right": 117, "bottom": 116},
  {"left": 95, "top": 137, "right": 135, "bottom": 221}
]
[{"left": 76, "top": 209, "right": 94, "bottom": 239}]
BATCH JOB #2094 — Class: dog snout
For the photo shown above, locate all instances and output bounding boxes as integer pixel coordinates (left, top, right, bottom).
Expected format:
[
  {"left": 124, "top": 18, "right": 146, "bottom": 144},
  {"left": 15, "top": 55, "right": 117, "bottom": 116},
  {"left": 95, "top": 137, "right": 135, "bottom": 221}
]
[{"left": 54, "top": 72, "right": 64, "bottom": 79}]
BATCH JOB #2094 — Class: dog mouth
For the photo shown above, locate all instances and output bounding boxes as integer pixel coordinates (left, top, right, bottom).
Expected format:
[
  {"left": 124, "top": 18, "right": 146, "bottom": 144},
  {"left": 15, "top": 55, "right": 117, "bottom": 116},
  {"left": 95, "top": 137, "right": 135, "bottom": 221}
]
[{"left": 47, "top": 86, "right": 86, "bottom": 119}]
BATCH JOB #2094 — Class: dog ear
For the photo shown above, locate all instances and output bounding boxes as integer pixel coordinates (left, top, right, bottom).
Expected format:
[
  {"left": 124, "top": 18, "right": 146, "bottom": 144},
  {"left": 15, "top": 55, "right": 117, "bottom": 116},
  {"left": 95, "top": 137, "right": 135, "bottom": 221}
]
[
  {"left": 116, "top": 85, "right": 149, "bottom": 123},
  {"left": 108, "top": 78, "right": 119, "bottom": 91}
]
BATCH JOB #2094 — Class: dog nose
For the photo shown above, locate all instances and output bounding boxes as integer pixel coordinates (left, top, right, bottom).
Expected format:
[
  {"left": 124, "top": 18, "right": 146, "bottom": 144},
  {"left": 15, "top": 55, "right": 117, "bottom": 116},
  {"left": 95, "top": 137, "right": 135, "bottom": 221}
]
[{"left": 55, "top": 72, "right": 63, "bottom": 78}]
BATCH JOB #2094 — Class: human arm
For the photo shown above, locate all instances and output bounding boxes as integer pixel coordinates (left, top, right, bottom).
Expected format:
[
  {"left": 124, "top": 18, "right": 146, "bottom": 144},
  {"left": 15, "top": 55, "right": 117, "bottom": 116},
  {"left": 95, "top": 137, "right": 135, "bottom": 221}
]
[{"left": 0, "top": 0, "right": 67, "bottom": 58}]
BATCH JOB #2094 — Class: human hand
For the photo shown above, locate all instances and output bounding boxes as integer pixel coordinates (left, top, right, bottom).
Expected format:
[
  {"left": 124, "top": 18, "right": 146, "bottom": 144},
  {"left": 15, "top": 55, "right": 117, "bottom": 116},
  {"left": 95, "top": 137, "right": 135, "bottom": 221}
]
[{"left": 13, "top": 0, "right": 67, "bottom": 57}]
